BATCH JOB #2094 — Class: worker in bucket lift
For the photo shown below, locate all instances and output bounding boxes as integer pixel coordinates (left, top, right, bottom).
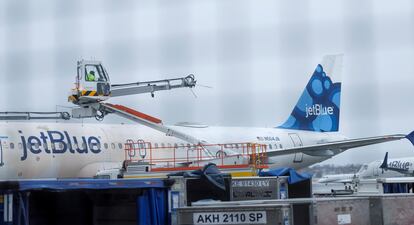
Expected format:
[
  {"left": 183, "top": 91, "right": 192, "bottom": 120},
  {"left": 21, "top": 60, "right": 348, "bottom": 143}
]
[{"left": 86, "top": 70, "right": 96, "bottom": 81}]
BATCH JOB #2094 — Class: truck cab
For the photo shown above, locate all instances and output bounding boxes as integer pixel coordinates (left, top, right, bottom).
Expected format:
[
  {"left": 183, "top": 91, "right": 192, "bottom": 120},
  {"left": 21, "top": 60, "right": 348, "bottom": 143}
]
[{"left": 69, "top": 59, "right": 111, "bottom": 105}]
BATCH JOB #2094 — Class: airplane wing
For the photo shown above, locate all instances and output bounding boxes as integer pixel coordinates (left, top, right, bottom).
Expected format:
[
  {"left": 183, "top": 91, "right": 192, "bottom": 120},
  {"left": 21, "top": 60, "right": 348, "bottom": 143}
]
[
  {"left": 337, "top": 179, "right": 353, "bottom": 184},
  {"left": 328, "top": 179, "right": 353, "bottom": 184},
  {"left": 266, "top": 134, "right": 412, "bottom": 157}
]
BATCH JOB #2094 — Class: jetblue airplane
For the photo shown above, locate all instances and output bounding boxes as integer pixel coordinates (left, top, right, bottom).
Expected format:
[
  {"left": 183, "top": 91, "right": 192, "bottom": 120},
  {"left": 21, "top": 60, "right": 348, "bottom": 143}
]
[
  {"left": 318, "top": 158, "right": 405, "bottom": 184},
  {"left": 0, "top": 55, "right": 413, "bottom": 179},
  {"left": 380, "top": 152, "right": 414, "bottom": 175},
  {"left": 318, "top": 152, "right": 414, "bottom": 184}
]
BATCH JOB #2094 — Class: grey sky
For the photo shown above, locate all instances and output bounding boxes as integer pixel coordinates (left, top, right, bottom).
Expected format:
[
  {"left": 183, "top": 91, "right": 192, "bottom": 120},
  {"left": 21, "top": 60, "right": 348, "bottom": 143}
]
[{"left": 0, "top": 0, "right": 413, "bottom": 165}]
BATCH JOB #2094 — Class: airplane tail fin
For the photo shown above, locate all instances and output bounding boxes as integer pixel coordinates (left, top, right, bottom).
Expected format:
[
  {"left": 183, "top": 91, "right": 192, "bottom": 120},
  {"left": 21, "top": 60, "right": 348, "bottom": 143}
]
[
  {"left": 279, "top": 54, "right": 343, "bottom": 132},
  {"left": 380, "top": 152, "right": 389, "bottom": 170},
  {"left": 406, "top": 131, "right": 414, "bottom": 146}
]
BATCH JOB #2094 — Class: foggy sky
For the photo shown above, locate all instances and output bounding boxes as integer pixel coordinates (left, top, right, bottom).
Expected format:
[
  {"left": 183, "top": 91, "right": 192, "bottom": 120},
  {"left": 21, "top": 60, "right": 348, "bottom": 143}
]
[{"left": 0, "top": 0, "right": 413, "bottom": 165}]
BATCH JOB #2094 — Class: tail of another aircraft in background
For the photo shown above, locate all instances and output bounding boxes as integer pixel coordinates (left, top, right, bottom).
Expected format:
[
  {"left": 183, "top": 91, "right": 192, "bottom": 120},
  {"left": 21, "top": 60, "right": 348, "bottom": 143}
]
[
  {"left": 379, "top": 151, "right": 414, "bottom": 175},
  {"left": 279, "top": 54, "right": 343, "bottom": 132},
  {"left": 380, "top": 152, "right": 389, "bottom": 170}
]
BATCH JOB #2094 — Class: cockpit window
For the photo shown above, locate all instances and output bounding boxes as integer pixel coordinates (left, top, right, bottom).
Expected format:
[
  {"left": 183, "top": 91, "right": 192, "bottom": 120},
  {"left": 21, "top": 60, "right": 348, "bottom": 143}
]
[{"left": 85, "top": 64, "right": 108, "bottom": 82}]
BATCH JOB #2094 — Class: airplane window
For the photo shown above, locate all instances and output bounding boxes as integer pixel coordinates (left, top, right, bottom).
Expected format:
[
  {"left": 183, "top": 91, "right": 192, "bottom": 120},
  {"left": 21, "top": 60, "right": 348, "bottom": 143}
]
[
  {"left": 268, "top": 144, "right": 272, "bottom": 149},
  {"left": 10, "top": 143, "right": 14, "bottom": 149},
  {"left": 118, "top": 143, "right": 123, "bottom": 149},
  {"left": 111, "top": 143, "right": 116, "bottom": 149},
  {"left": 174, "top": 143, "right": 178, "bottom": 148},
  {"left": 104, "top": 143, "right": 108, "bottom": 149},
  {"left": 161, "top": 143, "right": 165, "bottom": 148},
  {"left": 274, "top": 144, "right": 278, "bottom": 149},
  {"left": 279, "top": 144, "right": 283, "bottom": 149}
]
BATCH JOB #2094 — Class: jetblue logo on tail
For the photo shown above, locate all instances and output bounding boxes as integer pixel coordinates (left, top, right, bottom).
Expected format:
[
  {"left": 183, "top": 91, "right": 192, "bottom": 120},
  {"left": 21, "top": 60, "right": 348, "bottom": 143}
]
[
  {"left": 279, "top": 58, "right": 342, "bottom": 132},
  {"left": 305, "top": 104, "right": 334, "bottom": 118}
]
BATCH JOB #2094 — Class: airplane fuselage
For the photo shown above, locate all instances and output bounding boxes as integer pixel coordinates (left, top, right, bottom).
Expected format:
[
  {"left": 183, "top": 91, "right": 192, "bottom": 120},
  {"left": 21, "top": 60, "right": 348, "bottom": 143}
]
[
  {"left": 383, "top": 157, "right": 414, "bottom": 175},
  {"left": 319, "top": 160, "right": 410, "bottom": 184},
  {"left": 0, "top": 122, "right": 346, "bottom": 179}
]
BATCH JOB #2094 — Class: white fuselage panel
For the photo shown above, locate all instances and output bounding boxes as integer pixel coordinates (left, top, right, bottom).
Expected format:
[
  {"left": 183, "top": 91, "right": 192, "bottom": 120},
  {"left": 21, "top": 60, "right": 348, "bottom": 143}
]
[{"left": 0, "top": 122, "right": 345, "bottom": 179}]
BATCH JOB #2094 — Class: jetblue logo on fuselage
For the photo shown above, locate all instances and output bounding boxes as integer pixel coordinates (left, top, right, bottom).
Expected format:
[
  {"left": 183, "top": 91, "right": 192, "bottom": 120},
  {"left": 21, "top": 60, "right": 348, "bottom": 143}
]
[
  {"left": 19, "top": 130, "right": 101, "bottom": 161},
  {"left": 305, "top": 104, "right": 334, "bottom": 118},
  {"left": 388, "top": 160, "right": 412, "bottom": 171}
]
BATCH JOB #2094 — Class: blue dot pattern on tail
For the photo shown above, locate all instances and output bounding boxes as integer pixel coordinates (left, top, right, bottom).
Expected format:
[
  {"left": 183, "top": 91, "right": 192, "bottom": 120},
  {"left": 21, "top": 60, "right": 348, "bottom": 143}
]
[{"left": 279, "top": 64, "right": 341, "bottom": 132}]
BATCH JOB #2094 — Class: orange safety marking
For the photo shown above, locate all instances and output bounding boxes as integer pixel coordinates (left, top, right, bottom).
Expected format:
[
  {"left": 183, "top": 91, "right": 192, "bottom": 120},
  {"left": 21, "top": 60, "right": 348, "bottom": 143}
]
[{"left": 106, "top": 103, "right": 162, "bottom": 124}]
